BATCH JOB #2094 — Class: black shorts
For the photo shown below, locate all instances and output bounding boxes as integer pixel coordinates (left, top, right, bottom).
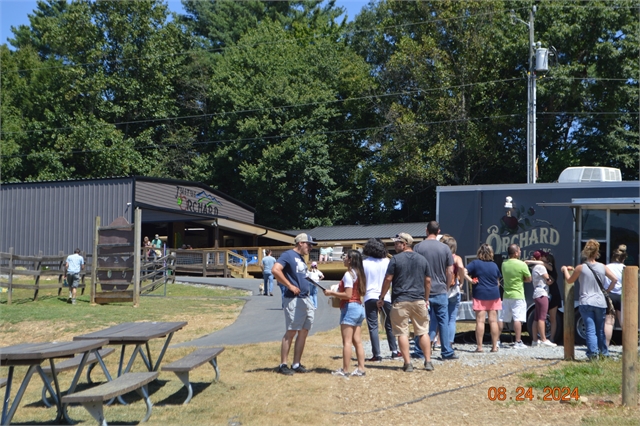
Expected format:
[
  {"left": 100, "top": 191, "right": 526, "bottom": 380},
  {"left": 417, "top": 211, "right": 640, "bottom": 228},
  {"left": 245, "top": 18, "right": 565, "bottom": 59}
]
[{"left": 609, "top": 292, "right": 622, "bottom": 311}]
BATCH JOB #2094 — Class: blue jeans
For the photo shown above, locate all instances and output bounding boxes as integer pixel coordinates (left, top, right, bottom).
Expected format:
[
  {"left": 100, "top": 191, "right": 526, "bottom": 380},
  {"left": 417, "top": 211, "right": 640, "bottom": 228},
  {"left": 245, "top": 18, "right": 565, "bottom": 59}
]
[
  {"left": 309, "top": 285, "right": 318, "bottom": 309},
  {"left": 263, "top": 271, "right": 273, "bottom": 295},
  {"left": 365, "top": 299, "right": 398, "bottom": 357},
  {"left": 278, "top": 283, "right": 286, "bottom": 309},
  {"left": 429, "top": 293, "right": 454, "bottom": 358},
  {"left": 579, "top": 304, "right": 609, "bottom": 358},
  {"left": 447, "top": 293, "right": 461, "bottom": 344}
]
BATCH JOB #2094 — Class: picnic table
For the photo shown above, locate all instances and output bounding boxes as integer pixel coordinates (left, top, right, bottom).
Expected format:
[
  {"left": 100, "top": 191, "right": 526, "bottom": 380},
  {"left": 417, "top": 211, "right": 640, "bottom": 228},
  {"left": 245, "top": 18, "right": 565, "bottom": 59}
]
[
  {"left": 0, "top": 339, "right": 109, "bottom": 425},
  {"left": 74, "top": 322, "right": 187, "bottom": 377}
]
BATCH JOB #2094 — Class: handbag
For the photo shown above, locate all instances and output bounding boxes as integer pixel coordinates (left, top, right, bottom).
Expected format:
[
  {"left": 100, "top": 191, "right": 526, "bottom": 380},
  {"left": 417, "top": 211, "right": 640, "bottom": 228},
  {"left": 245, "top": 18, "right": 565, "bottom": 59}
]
[{"left": 585, "top": 263, "right": 615, "bottom": 316}]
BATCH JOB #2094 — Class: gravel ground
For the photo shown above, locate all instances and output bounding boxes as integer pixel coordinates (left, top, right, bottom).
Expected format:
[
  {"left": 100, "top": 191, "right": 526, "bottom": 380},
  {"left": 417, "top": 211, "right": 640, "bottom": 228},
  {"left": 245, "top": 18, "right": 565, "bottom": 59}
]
[{"left": 361, "top": 332, "right": 627, "bottom": 367}]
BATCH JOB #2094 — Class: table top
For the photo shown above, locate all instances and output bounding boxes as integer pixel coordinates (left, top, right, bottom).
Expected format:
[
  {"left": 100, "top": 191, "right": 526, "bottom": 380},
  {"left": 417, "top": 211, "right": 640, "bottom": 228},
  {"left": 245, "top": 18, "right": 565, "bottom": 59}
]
[
  {"left": 73, "top": 322, "right": 187, "bottom": 344},
  {"left": 0, "top": 339, "right": 109, "bottom": 366}
]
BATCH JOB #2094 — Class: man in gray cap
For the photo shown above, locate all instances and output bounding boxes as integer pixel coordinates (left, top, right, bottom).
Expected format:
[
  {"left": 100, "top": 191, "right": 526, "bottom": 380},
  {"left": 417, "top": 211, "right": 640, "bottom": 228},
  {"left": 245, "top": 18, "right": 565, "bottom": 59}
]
[
  {"left": 377, "top": 233, "right": 434, "bottom": 372},
  {"left": 272, "top": 233, "right": 318, "bottom": 375}
]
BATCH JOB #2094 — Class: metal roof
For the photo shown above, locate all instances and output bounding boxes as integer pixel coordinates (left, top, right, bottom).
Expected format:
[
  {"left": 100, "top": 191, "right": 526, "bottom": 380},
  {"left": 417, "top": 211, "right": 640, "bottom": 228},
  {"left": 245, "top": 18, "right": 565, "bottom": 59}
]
[
  {"left": 537, "top": 197, "right": 640, "bottom": 209},
  {"left": 285, "top": 223, "right": 429, "bottom": 242}
]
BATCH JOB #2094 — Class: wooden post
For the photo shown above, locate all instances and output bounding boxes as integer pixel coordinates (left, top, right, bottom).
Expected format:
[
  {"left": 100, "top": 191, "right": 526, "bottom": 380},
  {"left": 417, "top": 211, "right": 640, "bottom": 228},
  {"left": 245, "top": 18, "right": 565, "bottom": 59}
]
[
  {"left": 133, "top": 208, "right": 142, "bottom": 307},
  {"left": 91, "top": 216, "right": 100, "bottom": 305},
  {"left": 7, "top": 247, "right": 13, "bottom": 305},
  {"left": 563, "top": 280, "right": 575, "bottom": 360},
  {"left": 57, "top": 250, "right": 65, "bottom": 297},
  {"left": 621, "top": 266, "right": 638, "bottom": 407},
  {"left": 33, "top": 250, "right": 43, "bottom": 301}
]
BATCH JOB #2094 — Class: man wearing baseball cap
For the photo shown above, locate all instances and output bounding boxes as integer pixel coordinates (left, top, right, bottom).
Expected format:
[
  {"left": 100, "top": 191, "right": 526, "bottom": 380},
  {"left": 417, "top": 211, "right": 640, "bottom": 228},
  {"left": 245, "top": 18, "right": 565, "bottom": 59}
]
[
  {"left": 272, "top": 233, "right": 318, "bottom": 375},
  {"left": 377, "top": 233, "right": 434, "bottom": 372}
]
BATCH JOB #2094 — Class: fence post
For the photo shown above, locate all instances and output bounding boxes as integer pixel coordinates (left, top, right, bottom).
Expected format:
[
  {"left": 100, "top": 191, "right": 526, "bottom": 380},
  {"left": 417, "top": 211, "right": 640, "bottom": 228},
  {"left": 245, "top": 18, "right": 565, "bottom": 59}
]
[
  {"left": 621, "top": 266, "right": 638, "bottom": 406},
  {"left": 33, "top": 250, "right": 43, "bottom": 301},
  {"left": 133, "top": 208, "right": 141, "bottom": 308},
  {"left": 7, "top": 247, "right": 14, "bottom": 305},
  {"left": 91, "top": 216, "right": 100, "bottom": 305},
  {"left": 563, "top": 280, "right": 575, "bottom": 360},
  {"left": 57, "top": 250, "right": 65, "bottom": 297}
]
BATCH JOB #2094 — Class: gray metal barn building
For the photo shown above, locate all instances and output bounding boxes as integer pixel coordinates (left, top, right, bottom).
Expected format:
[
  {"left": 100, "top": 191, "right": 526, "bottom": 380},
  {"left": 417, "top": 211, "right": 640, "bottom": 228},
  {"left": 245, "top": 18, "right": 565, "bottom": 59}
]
[{"left": 1, "top": 177, "right": 294, "bottom": 256}]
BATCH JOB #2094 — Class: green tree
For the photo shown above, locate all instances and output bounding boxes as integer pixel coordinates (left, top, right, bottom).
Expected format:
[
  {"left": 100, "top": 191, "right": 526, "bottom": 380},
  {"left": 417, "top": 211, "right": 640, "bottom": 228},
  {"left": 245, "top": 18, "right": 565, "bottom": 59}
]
[{"left": 197, "top": 20, "right": 373, "bottom": 229}]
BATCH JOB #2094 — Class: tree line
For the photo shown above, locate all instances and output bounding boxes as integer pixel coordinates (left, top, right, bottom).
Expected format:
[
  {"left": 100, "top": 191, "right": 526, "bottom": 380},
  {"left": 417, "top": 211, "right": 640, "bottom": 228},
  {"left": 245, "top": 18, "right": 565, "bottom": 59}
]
[{"left": 1, "top": 0, "right": 638, "bottom": 229}]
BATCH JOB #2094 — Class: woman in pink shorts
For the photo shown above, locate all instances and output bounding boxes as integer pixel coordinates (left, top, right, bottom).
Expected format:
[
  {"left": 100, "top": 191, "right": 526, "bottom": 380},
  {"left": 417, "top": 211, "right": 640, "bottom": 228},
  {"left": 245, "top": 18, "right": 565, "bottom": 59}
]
[{"left": 466, "top": 244, "right": 502, "bottom": 352}]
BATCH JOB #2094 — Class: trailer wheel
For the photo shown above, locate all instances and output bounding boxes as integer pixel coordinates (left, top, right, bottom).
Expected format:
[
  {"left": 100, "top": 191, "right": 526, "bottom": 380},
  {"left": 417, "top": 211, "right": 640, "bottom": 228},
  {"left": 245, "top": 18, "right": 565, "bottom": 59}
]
[{"left": 574, "top": 309, "right": 587, "bottom": 345}]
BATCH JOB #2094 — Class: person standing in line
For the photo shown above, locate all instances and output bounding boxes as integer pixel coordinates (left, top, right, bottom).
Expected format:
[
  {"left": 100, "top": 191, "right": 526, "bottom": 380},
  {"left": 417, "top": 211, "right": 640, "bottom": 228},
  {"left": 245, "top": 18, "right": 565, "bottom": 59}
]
[
  {"left": 272, "top": 233, "right": 317, "bottom": 375},
  {"left": 528, "top": 251, "right": 557, "bottom": 347},
  {"left": 439, "top": 235, "right": 466, "bottom": 350},
  {"left": 604, "top": 244, "right": 627, "bottom": 346},
  {"left": 414, "top": 221, "right": 457, "bottom": 361},
  {"left": 324, "top": 250, "right": 367, "bottom": 377},
  {"left": 64, "top": 248, "right": 85, "bottom": 305},
  {"left": 498, "top": 244, "right": 531, "bottom": 349},
  {"left": 561, "top": 239, "right": 617, "bottom": 360},
  {"left": 362, "top": 239, "right": 400, "bottom": 362},
  {"left": 261, "top": 249, "right": 277, "bottom": 296},
  {"left": 465, "top": 244, "right": 502, "bottom": 352},
  {"left": 307, "top": 262, "right": 324, "bottom": 308},
  {"left": 377, "top": 233, "right": 434, "bottom": 372}
]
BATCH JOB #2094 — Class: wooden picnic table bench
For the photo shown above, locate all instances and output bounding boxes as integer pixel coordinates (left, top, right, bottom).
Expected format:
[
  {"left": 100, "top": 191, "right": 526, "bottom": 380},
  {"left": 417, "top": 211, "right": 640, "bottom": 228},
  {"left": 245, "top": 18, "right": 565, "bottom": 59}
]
[
  {"left": 40, "top": 347, "right": 115, "bottom": 407},
  {"left": 161, "top": 347, "right": 224, "bottom": 404},
  {"left": 62, "top": 371, "right": 158, "bottom": 426}
]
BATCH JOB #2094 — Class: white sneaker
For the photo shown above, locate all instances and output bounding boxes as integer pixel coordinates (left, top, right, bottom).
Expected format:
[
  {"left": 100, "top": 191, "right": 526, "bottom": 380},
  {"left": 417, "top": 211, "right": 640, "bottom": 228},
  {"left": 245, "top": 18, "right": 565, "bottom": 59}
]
[
  {"left": 350, "top": 368, "right": 366, "bottom": 377},
  {"left": 531, "top": 340, "right": 540, "bottom": 347},
  {"left": 332, "top": 368, "right": 347, "bottom": 377},
  {"left": 513, "top": 341, "right": 527, "bottom": 349},
  {"left": 541, "top": 340, "right": 557, "bottom": 347}
]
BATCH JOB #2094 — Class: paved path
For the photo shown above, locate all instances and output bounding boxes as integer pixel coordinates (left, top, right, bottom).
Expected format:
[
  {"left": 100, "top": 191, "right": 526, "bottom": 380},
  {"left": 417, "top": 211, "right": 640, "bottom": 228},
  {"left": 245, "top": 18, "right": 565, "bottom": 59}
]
[{"left": 172, "top": 277, "right": 340, "bottom": 348}]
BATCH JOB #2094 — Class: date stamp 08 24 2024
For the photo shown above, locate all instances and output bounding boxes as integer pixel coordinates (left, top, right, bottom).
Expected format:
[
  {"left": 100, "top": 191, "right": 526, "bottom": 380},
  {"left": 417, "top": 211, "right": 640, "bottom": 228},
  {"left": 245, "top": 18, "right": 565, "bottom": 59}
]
[{"left": 487, "top": 387, "right": 580, "bottom": 402}]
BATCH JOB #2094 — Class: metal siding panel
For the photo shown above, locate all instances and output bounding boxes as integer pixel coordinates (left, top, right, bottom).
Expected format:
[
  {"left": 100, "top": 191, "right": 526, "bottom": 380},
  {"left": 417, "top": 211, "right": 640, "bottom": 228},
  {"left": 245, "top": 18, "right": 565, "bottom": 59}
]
[{"left": 1, "top": 179, "right": 133, "bottom": 256}]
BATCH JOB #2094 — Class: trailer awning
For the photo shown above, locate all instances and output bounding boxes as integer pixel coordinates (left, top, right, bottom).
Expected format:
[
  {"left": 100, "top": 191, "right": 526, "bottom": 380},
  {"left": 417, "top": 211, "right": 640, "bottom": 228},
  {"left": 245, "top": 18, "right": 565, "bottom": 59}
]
[{"left": 538, "top": 197, "right": 640, "bottom": 209}]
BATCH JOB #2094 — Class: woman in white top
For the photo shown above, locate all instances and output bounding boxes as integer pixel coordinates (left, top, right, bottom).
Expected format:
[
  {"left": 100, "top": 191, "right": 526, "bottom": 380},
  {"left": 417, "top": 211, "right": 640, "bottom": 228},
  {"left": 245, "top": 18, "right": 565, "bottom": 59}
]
[
  {"left": 604, "top": 244, "right": 627, "bottom": 346},
  {"left": 361, "top": 239, "right": 400, "bottom": 361},
  {"left": 529, "top": 251, "right": 556, "bottom": 347}
]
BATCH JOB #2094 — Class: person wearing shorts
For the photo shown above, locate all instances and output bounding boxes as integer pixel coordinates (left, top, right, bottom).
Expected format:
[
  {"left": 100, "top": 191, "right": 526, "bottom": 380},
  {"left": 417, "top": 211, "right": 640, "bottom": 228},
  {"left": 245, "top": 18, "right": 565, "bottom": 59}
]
[
  {"left": 530, "top": 251, "right": 556, "bottom": 347},
  {"left": 499, "top": 244, "right": 531, "bottom": 349},
  {"left": 466, "top": 244, "right": 502, "bottom": 352},
  {"left": 377, "top": 233, "right": 434, "bottom": 372},
  {"left": 324, "top": 250, "right": 367, "bottom": 377},
  {"left": 64, "top": 248, "right": 85, "bottom": 305},
  {"left": 272, "top": 233, "right": 318, "bottom": 375}
]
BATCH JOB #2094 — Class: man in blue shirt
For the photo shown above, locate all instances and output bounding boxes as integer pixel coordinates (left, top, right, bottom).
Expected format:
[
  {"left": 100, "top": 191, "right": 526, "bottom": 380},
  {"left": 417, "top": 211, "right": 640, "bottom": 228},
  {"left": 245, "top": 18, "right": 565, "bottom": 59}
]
[
  {"left": 272, "top": 233, "right": 317, "bottom": 375},
  {"left": 260, "top": 249, "right": 277, "bottom": 296},
  {"left": 64, "top": 248, "right": 85, "bottom": 305}
]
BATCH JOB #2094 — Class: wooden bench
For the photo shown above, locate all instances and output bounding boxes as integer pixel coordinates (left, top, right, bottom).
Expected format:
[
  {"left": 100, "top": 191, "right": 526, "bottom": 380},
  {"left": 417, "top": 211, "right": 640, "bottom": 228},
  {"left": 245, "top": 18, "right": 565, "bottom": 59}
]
[
  {"left": 161, "top": 347, "right": 224, "bottom": 404},
  {"left": 62, "top": 372, "right": 158, "bottom": 426},
  {"left": 40, "top": 347, "right": 115, "bottom": 407}
]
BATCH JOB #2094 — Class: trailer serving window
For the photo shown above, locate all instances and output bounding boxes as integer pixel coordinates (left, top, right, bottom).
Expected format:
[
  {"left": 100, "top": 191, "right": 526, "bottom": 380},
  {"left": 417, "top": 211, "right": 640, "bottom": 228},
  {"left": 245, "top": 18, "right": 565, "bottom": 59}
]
[{"left": 538, "top": 198, "right": 639, "bottom": 266}]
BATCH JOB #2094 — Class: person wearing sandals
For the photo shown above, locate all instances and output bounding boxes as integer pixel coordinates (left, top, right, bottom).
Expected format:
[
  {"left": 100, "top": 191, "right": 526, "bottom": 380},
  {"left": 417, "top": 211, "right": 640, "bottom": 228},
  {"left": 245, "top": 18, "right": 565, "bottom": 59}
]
[
  {"left": 561, "top": 239, "right": 618, "bottom": 360},
  {"left": 324, "top": 250, "right": 367, "bottom": 377},
  {"left": 604, "top": 245, "right": 627, "bottom": 346},
  {"left": 498, "top": 244, "right": 531, "bottom": 349},
  {"left": 465, "top": 244, "right": 502, "bottom": 352}
]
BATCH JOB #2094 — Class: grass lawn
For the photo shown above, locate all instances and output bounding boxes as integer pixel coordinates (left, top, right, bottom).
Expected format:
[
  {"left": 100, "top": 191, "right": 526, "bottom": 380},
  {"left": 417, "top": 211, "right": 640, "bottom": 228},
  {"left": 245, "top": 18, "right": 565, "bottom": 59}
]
[{"left": 1, "top": 281, "right": 638, "bottom": 425}]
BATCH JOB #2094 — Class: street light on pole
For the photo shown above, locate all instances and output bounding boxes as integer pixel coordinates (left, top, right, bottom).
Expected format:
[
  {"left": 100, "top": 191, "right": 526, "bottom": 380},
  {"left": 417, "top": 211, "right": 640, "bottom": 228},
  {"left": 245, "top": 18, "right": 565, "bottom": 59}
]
[{"left": 512, "top": 6, "right": 548, "bottom": 184}]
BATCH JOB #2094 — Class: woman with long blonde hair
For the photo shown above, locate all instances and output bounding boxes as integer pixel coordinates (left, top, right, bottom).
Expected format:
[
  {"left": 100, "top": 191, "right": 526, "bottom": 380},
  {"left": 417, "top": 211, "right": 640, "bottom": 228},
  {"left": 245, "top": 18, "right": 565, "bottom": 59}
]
[
  {"left": 561, "top": 240, "right": 617, "bottom": 360},
  {"left": 324, "top": 249, "right": 367, "bottom": 376}
]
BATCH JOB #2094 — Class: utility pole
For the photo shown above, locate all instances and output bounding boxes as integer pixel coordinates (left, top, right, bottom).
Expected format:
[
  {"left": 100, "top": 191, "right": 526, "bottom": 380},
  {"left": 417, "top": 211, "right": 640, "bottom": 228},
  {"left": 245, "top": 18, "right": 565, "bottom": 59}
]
[
  {"left": 512, "top": 6, "right": 547, "bottom": 184},
  {"left": 527, "top": 7, "right": 536, "bottom": 184}
]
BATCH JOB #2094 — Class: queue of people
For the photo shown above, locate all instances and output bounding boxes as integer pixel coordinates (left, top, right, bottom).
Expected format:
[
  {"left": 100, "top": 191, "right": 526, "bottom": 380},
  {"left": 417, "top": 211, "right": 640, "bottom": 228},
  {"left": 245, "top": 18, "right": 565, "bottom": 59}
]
[{"left": 270, "top": 230, "right": 628, "bottom": 376}]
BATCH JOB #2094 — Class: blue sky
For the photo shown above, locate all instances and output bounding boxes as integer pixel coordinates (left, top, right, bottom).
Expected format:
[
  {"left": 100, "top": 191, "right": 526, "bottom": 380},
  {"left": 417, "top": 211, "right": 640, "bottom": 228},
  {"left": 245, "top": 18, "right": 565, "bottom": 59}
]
[{"left": 0, "top": 0, "right": 371, "bottom": 45}]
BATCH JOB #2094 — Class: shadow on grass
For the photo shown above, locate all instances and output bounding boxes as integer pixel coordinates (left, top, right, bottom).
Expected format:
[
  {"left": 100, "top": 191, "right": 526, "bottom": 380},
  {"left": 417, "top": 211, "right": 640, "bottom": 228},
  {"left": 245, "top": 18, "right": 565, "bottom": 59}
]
[{"left": 154, "top": 381, "right": 213, "bottom": 406}]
